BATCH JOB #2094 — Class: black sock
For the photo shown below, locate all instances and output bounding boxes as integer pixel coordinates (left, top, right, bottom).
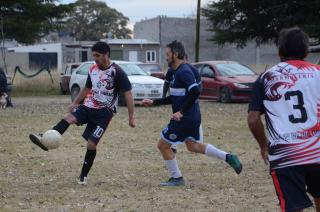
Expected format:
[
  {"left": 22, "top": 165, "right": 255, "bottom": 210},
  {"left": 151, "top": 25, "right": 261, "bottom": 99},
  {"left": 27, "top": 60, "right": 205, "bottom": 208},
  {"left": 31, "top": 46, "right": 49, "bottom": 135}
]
[
  {"left": 80, "top": 149, "right": 96, "bottom": 178},
  {"left": 52, "top": 119, "right": 70, "bottom": 135}
]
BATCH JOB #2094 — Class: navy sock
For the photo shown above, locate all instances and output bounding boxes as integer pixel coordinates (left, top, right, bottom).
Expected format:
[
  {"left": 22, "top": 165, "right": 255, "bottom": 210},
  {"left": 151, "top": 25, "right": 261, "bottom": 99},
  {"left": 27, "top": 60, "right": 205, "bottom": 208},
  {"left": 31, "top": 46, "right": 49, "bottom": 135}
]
[
  {"left": 80, "top": 149, "right": 96, "bottom": 178},
  {"left": 52, "top": 119, "right": 70, "bottom": 135}
]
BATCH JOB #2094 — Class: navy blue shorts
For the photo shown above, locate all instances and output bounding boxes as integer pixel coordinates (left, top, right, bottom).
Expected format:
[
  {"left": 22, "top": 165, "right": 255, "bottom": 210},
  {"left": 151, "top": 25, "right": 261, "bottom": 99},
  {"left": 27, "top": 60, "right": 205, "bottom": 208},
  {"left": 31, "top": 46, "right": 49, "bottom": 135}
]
[
  {"left": 271, "top": 164, "right": 320, "bottom": 212},
  {"left": 160, "top": 121, "right": 200, "bottom": 145},
  {"left": 71, "top": 105, "right": 113, "bottom": 144}
]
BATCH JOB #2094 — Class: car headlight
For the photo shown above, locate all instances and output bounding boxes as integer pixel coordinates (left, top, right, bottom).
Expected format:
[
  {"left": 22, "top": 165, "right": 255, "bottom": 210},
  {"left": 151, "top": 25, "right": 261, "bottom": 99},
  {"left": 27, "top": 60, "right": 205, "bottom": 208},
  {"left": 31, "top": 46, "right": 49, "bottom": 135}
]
[
  {"left": 132, "top": 83, "right": 144, "bottom": 88},
  {"left": 233, "top": 83, "right": 249, "bottom": 88}
]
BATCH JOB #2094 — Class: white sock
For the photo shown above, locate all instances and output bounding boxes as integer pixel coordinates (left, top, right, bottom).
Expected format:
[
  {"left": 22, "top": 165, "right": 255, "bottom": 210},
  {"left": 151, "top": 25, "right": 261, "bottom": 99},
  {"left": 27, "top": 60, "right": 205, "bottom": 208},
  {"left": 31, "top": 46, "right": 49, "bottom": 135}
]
[
  {"left": 165, "top": 157, "right": 182, "bottom": 178},
  {"left": 205, "top": 144, "right": 227, "bottom": 161}
]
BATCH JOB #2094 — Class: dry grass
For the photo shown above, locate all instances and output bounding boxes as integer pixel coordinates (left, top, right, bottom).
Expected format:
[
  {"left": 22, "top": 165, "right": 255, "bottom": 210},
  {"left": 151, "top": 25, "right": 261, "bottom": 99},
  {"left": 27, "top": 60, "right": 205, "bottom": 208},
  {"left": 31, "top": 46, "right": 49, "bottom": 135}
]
[
  {"left": 10, "top": 70, "right": 61, "bottom": 97},
  {"left": 0, "top": 97, "right": 315, "bottom": 212}
]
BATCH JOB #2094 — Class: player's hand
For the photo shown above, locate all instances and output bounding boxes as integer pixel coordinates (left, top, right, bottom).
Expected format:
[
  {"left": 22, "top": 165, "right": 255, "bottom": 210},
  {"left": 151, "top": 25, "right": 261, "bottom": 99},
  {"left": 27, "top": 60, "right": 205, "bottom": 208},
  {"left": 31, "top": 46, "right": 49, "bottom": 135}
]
[
  {"left": 68, "top": 103, "right": 79, "bottom": 112},
  {"left": 260, "top": 147, "right": 269, "bottom": 165},
  {"left": 141, "top": 99, "right": 153, "bottom": 106},
  {"left": 129, "top": 116, "right": 136, "bottom": 128},
  {"left": 172, "top": 111, "right": 183, "bottom": 121}
]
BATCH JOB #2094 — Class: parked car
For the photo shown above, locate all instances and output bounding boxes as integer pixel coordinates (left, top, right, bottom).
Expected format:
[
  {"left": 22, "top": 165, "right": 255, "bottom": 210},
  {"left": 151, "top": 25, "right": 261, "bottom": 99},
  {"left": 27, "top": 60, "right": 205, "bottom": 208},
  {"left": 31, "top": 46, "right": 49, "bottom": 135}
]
[
  {"left": 59, "top": 62, "right": 81, "bottom": 94},
  {"left": 191, "top": 61, "right": 258, "bottom": 102},
  {"left": 69, "top": 61, "right": 164, "bottom": 105},
  {"left": 136, "top": 63, "right": 165, "bottom": 79}
]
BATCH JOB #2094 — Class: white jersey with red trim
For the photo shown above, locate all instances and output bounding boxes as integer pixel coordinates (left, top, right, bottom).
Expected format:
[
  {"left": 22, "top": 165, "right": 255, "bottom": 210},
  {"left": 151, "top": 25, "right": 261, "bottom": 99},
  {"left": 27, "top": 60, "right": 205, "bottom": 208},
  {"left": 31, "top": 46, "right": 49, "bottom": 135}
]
[
  {"left": 261, "top": 60, "right": 320, "bottom": 168},
  {"left": 83, "top": 63, "right": 122, "bottom": 110}
]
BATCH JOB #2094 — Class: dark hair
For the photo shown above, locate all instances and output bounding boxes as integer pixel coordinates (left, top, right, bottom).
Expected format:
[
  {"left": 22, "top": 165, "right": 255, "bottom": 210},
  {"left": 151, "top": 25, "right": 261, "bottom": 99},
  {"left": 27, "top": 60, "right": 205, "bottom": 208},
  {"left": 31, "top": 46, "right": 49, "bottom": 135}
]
[
  {"left": 278, "top": 27, "right": 309, "bottom": 60},
  {"left": 166, "top": 40, "right": 186, "bottom": 60},
  {"left": 92, "top": 41, "right": 110, "bottom": 56}
]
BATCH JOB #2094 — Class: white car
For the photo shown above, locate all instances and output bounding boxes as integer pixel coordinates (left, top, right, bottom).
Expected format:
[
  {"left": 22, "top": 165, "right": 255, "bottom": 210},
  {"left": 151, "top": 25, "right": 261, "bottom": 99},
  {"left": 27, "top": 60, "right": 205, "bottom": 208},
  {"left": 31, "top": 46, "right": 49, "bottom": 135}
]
[{"left": 69, "top": 61, "right": 164, "bottom": 105}]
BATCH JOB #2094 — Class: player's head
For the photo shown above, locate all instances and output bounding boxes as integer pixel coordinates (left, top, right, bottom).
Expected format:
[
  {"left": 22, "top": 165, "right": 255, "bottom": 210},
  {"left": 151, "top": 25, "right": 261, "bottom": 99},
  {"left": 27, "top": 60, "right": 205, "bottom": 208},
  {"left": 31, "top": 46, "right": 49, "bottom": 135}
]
[
  {"left": 278, "top": 27, "right": 309, "bottom": 61},
  {"left": 166, "top": 40, "right": 186, "bottom": 66},
  {"left": 92, "top": 41, "right": 111, "bottom": 69}
]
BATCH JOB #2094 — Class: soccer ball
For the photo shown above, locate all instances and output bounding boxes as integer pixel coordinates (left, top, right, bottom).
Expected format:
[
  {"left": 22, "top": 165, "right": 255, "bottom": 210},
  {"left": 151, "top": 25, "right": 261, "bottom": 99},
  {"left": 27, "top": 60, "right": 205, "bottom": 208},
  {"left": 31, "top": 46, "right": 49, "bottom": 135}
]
[{"left": 41, "top": 130, "right": 62, "bottom": 149}]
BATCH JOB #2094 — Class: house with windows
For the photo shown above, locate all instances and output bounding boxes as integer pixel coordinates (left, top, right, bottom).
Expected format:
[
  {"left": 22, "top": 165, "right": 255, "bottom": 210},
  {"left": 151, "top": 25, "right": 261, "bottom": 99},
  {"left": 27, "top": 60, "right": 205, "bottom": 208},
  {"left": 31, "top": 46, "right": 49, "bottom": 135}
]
[{"left": 6, "top": 39, "right": 160, "bottom": 73}]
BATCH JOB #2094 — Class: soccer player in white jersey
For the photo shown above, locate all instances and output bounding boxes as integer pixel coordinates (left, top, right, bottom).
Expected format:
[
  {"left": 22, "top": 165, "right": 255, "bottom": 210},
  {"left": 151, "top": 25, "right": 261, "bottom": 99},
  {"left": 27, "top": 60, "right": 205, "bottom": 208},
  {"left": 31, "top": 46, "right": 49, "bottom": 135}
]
[
  {"left": 248, "top": 27, "right": 320, "bottom": 212},
  {"left": 142, "top": 40, "right": 242, "bottom": 187},
  {"left": 29, "top": 41, "right": 136, "bottom": 185}
]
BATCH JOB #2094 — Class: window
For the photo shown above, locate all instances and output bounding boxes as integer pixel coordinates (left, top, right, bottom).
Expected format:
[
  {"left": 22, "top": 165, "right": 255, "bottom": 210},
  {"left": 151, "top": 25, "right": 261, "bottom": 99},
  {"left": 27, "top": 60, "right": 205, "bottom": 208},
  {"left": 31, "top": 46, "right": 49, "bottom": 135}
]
[
  {"left": 77, "top": 63, "right": 93, "bottom": 75},
  {"left": 201, "top": 65, "right": 215, "bottom": 78},
  {"left": 146, "top": 50, "right": 156, "bottom": 63}
]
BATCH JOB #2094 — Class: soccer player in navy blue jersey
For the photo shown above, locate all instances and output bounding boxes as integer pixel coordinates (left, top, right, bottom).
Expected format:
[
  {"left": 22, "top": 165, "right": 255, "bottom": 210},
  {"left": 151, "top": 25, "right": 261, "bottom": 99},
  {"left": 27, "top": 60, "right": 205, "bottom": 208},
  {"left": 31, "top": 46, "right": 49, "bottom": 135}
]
[{"left": 142, "top": 40, "right": 242, "bottom": 186}]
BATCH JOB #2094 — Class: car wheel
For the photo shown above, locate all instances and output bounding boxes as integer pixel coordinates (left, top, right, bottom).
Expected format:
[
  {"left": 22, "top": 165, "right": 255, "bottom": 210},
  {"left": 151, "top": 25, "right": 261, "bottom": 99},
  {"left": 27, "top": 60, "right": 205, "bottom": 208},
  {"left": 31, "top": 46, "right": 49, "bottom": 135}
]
[
  {"left": 219, "top": 87, "right": 231, "bottom": 103},
  {"left": 70, "top": 85, "right": 80, "bottom": 102},
  {"left": 118, "top": 92, "right": 127, "bottom": 106}
]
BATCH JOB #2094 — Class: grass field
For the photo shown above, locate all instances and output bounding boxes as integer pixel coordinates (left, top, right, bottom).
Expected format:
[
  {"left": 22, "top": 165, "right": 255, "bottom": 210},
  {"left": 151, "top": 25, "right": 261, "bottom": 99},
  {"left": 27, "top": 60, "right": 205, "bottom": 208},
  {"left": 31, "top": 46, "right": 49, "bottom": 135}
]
[{"left": 0, "top": 96, "right": 315, "bottom": 211}]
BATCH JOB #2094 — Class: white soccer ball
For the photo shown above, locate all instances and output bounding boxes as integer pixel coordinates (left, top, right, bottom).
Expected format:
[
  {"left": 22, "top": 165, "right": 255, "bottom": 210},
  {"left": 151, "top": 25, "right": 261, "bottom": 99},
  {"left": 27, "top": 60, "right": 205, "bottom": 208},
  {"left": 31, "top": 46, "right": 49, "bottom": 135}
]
[{"left": 41, "top": 130, "right": 62, "bottom": 149}]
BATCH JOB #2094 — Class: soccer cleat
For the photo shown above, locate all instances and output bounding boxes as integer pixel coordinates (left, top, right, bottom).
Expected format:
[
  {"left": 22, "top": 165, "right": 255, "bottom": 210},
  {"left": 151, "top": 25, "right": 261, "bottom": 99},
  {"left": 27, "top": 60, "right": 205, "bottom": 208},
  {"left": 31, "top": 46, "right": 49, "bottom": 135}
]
[
  {"left": 77, "top": 176, "right": 88, "bottom": 185},
  {"left": 226, "top": 153, "right": 242, "bottom": 174},
  {"left": 29, "top": 133, "right": 48, "bottom": 151},
  {"left": 159, "top": 177, "right": 185, "bottom": 187}
]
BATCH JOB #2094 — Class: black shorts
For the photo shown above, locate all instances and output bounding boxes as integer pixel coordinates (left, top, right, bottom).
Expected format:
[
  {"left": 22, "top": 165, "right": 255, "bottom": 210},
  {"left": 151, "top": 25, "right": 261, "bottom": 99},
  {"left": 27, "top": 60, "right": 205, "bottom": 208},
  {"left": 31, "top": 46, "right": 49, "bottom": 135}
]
[
  {"left": 270, "top": 164, "right": 320, "bottom": 212},
  {"left": 71, "top": 105, "right": 113, "bottom": 144}
]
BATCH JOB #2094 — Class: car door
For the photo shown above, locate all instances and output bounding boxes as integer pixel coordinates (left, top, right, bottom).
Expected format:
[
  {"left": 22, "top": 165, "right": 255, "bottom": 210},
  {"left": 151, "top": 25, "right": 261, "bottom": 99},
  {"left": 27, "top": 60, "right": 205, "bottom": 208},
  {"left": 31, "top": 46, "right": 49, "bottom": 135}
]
[
  {"left": 75, "top": 62, "right": 93, "bottom": 89},
  {"left": 200, "top": 64, "right": 218, "bottom": 99}
]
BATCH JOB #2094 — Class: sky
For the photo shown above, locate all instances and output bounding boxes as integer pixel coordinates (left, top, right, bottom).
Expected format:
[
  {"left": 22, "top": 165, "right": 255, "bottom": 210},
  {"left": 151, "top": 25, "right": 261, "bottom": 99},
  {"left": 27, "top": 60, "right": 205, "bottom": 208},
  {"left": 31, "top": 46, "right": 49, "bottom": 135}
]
[{"left": 60, "top": 0, "right": 211, "bottom": 28}]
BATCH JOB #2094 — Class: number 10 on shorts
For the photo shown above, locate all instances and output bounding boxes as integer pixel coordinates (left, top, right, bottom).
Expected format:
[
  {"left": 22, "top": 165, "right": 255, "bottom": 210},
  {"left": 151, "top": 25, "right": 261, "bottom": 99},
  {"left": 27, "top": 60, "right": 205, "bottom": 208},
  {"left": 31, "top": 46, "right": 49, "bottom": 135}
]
[{"left": 93, "top": 126, "right": 104, "bottom": 138}]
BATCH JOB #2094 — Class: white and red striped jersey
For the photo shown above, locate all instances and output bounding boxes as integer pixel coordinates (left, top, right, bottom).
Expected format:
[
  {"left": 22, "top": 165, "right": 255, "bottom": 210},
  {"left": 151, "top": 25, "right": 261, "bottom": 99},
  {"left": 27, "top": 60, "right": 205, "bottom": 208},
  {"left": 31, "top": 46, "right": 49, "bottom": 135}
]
[
  {"left": 83, "top": 63, "right": 131, "bottom": 110},
  {"left": 249, "top": 60, "right": 320, "bottom": 169}
]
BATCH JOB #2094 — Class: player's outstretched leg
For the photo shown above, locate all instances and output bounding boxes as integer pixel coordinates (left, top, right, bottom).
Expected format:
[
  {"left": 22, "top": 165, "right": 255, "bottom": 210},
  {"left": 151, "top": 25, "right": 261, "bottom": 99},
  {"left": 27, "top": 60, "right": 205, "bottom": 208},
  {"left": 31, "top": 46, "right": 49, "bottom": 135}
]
[
  {"left": 29, "top": 133, "right": 48, "bottom": 151},
  {"left": 226, "top": 153, "right": 242, "bottom": 174},
  {"left": 185, "top": 141, "right": 242, "bottom": 174}
]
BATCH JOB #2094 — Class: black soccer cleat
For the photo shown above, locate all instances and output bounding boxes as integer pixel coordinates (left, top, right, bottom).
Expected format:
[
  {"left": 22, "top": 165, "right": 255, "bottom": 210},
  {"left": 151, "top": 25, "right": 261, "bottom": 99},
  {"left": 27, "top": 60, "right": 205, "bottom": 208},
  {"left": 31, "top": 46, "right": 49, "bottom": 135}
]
[{"left": 29, "top": 133, "right": 48, "bottom": 151}]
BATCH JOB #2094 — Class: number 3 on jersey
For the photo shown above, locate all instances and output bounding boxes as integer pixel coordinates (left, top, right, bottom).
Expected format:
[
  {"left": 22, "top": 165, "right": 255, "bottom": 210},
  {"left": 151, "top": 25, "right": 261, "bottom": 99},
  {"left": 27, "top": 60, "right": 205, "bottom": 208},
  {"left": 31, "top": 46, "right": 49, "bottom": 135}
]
[{"left": 285, "top": 90, "right": 307, "bottom": 123}]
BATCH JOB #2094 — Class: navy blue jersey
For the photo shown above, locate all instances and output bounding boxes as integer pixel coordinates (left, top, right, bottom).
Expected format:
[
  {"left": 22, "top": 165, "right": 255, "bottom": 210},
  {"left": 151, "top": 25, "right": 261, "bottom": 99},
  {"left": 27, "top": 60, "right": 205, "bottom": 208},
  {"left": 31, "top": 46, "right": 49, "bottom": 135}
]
[
  {"left": 169, "top": 63, "right": 201, "bottom": 128},
  {"left": 165, "top": 63, "right": 201, "bottom": 88}
]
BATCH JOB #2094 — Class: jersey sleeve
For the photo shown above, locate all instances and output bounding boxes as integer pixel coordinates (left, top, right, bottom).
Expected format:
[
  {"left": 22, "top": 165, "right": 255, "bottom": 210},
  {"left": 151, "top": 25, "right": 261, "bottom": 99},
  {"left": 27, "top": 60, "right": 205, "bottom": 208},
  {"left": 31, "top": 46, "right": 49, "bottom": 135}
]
[
  {"left": 85, "top": 74, "right": 92, "bottom": 89},
  {"left": 176, "top": 66, "right": 198, "bottom": 92},
  {"left": 115, "top": 66, "right": 132, "bottom": 92},
  {"left": 165, "top": 69, "right": 173, "bottom": 83},
  {"left": 248, "top": 75, "right": 265, "bottom": 113}
]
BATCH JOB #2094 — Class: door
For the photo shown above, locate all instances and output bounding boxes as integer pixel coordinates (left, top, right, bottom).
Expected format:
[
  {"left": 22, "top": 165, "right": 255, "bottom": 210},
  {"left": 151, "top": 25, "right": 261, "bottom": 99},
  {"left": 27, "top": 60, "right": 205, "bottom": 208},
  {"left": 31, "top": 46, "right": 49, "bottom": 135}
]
[{"left": 200, "top": 64, "right": 218, "bottom": 99}]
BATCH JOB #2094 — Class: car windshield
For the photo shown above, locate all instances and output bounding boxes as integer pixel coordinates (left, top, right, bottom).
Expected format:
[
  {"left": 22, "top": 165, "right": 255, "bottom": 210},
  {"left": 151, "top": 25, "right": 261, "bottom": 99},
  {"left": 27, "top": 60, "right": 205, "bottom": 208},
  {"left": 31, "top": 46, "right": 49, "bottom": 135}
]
[
  {"left": 216, "top": 63, "right": 256, "bottom": 77},
  {"left": 138, "top": 64, "right": 161, "bottom": 73},
  {"left": 119, "top": 64, "right": 148, "bottom": 76}
]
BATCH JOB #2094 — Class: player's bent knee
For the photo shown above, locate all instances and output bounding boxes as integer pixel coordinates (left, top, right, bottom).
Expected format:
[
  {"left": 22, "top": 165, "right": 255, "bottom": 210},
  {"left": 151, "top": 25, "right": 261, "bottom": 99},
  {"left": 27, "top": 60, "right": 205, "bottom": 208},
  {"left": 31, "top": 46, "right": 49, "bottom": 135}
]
[
  {"left": 87, "top": 140, "right": 97, "bottom": 150},
  {"left": 64, "top": 113, "right": 77, "bottom": 124}
]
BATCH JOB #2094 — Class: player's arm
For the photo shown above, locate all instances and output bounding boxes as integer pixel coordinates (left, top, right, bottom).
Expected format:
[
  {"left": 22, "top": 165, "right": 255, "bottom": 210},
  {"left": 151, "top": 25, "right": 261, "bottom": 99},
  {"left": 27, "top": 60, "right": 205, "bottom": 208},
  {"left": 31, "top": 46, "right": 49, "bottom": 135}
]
[
  {"left": 162, "top": 81, "right": 170, "bottom": 98},
  {"left": 247, "top": 111, "right": 268, "bottom": 164},
  {"left": 247, "top": 76, "right": 268, "bottom": 164},
  {"left": 123, "top": 90, "right": 136, "bottom": 128},
  {"left": 141, "top": 96, "right": 171, "bottom": 106},
  {"left": 68, "top": 75, "right": 91, "bottom": 111}
]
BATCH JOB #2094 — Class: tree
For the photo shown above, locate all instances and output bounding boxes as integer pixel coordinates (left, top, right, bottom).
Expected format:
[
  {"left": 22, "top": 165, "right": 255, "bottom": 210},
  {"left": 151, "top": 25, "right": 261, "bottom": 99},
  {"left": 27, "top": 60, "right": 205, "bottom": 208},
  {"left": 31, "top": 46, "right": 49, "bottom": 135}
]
[
  {"left": 63, "top": 0, "right": 132, "bottom": 41},
  {"left": 202, "top": 0, "right": 320, "bottom": 47},
  {"left": 0, "top": 0, "right": 73, "bottom": 44}
]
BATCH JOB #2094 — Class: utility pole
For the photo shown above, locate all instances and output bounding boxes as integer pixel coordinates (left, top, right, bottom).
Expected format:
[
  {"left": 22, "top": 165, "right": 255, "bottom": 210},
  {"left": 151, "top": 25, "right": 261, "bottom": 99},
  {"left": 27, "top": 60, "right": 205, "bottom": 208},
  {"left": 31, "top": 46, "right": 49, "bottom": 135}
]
[{"left": 195, "top": 0, "right": 201, "bottom": 62}]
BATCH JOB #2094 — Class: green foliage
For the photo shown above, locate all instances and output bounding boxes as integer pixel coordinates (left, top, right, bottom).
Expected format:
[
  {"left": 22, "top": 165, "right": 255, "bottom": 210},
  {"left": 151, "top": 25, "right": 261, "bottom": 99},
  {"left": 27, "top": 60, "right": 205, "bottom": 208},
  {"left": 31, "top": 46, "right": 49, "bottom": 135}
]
[
  {"left": 63, "top": 0, "right": 132, "bottom": 41},
  {"left": 0, "top": 0, "right": 73, "bottom": 44},
  {"left": 202, "top": 0, "right": 320, "bottom": 47}
]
